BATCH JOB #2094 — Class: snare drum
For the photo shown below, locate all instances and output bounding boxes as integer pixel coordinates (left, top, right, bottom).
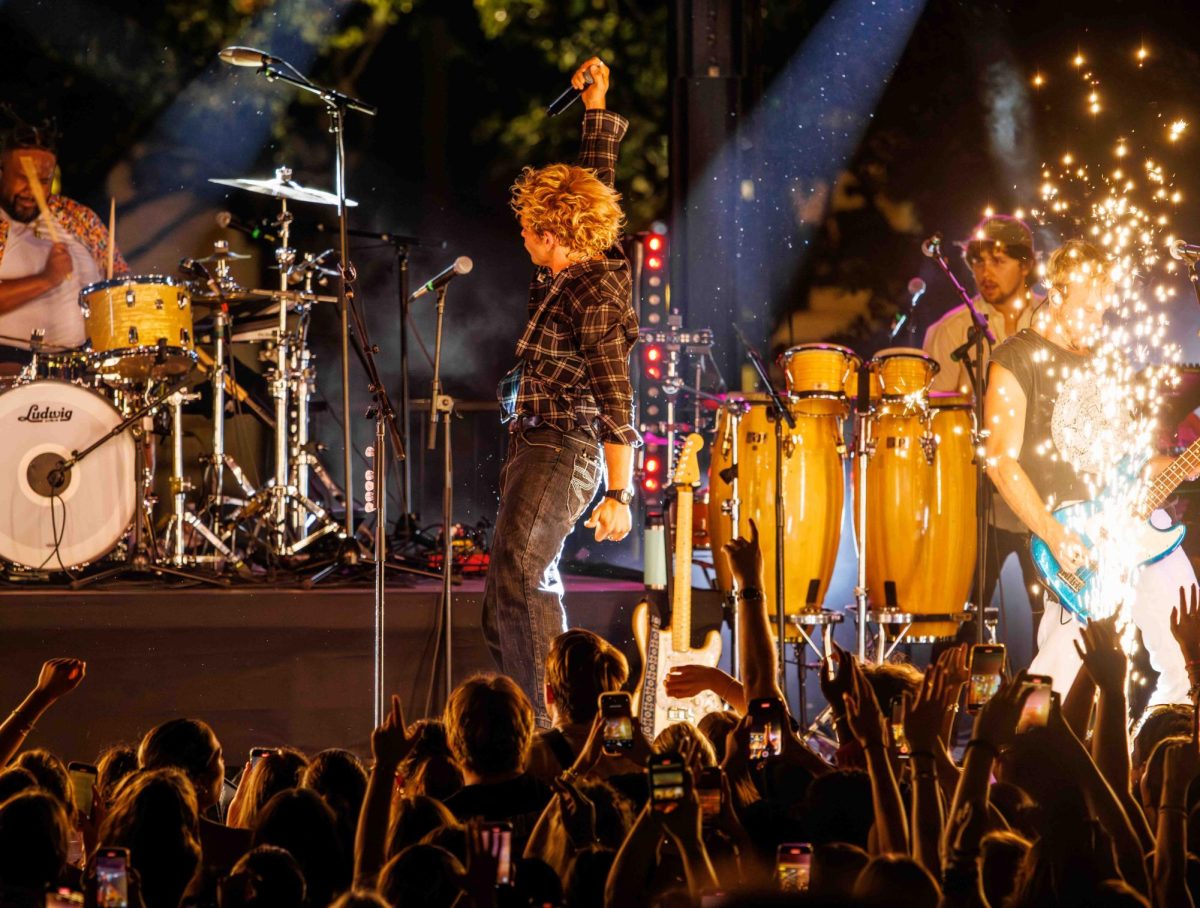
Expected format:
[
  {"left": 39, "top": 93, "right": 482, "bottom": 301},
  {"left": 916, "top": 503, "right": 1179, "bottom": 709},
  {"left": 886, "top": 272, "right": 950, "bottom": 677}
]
[
  {"left": 709, "top": 394, "right": 845, "bottom": 623},
  {"left": 79, "top": 275, "right": 196, "bottom": 381},
  {"left": 0, "top": 380, "right": 136, "bottom": 570},
  {"left": 855, "top": 393, "right": 975, "bottom": 640},
  {"left": 779, "top": 344, "right": 860, "bottom": 415}
]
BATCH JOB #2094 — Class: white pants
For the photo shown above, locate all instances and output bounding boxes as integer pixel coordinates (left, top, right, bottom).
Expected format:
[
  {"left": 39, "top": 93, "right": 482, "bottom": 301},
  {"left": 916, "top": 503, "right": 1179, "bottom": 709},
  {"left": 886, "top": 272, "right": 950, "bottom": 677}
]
[{"left": 1029, "top": 514, "right": 1194, "bottom": 707}]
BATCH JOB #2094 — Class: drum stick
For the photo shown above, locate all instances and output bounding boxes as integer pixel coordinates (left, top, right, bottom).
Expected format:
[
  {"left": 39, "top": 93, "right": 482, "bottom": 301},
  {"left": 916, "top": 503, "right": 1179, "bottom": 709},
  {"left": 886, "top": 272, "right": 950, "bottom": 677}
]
[
  {"left": 106, "top": 197, "right": 116, "bottom": 280},
  {"left": 17, "top": 154, "right": 63, "bottom": 244}
]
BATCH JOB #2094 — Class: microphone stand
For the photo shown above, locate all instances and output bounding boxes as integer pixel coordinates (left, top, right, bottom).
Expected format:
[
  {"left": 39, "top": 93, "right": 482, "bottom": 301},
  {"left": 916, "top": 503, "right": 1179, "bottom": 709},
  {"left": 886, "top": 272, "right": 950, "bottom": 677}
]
[
  {"left": 427, "top": 285, "right": 456, "bottom": 706},
  {"left": 733, "top": 326, "right": 794, "bottom": 696},
  {"left": 251, "top": 57, "right": 378, "bottom": 549},
  {"left": 925, "top": 241, "right": 994, "bottom": 645}
]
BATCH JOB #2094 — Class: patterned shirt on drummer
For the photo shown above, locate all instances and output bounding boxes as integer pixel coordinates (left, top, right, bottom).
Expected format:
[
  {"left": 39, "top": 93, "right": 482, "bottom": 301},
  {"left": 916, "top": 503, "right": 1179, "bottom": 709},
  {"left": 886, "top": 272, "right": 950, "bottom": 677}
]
[{"left": 512, "top": 110, "right": 641, "bottom": 448}]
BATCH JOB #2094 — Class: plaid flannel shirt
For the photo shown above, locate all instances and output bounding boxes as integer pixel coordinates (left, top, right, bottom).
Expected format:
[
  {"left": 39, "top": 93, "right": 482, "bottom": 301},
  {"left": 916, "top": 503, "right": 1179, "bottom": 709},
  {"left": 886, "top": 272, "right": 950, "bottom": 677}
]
[{"left": 511, "top": 109, "right": 641, "bottom": 447}]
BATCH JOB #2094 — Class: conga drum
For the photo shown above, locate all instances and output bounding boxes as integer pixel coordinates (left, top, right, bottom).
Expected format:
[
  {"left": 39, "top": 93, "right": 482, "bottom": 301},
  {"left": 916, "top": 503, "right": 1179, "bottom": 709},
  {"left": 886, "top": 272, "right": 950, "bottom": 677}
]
[
  {"left": 709, "top": 394, "right": 845, "bottom": 626},
  {"left": 779, "top": 344, "right": 859, "bottom": 416},
  {"left": 871, "top": 347, "right": 939, "bottom": 399},
  {"left": 856, "top": 392, "right": 975, "bottom": 640}
]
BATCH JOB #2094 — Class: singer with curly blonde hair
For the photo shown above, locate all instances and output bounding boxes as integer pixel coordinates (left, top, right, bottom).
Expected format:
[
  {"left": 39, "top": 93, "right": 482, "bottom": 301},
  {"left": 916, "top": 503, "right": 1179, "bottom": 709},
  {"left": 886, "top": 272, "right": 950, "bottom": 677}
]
[{"left": 483, "top": 56, "right": 641, "bottom": 725}]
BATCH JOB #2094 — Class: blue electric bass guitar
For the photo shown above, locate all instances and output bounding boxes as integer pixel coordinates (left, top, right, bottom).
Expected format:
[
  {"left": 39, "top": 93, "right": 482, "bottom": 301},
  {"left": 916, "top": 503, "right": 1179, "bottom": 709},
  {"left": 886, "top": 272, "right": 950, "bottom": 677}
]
[{"left": 1030, "top": 447, "right": 1199, "bottom": 620}]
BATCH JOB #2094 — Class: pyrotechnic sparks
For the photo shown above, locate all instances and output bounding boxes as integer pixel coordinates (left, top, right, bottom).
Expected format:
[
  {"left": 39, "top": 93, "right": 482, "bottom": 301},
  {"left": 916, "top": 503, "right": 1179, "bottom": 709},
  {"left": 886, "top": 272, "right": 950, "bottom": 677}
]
[{"left": 1012, "top": 48, "right": 1190, "bottom": 621}]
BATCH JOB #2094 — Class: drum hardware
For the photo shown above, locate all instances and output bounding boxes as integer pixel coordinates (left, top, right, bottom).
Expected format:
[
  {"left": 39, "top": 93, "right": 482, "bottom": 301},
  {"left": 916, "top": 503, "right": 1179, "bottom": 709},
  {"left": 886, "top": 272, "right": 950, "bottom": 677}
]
[
  {"left": 640, "top": 318, "right": 720, "bottom": 477},
  {"left": 851, "top": 362, "right": 875, "bottom": 662},
  {"left": 925, "top": 231, "right": 997, "bottom": 645},
  {"left": 786, "top": 609, "right": 844, "bottom": 731}
]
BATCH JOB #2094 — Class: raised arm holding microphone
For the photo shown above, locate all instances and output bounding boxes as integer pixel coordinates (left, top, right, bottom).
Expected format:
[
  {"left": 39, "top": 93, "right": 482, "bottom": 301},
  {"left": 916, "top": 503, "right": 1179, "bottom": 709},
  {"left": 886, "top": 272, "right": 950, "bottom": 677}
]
[{"left": 482, "top": 56, "right": 641, "bottom": 725}]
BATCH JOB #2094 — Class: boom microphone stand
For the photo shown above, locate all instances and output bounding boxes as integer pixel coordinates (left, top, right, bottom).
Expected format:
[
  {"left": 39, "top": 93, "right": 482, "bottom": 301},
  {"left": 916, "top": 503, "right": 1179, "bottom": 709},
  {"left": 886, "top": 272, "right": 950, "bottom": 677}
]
[{"left": 922, "top": 233, "right": 995, "bottom": 645}]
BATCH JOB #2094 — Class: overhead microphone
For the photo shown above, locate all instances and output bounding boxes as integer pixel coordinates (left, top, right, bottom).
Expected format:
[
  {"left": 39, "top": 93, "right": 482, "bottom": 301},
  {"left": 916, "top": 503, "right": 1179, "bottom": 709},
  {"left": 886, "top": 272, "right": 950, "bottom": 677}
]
[
  {"left": 546, "top": 66, "right": 597, "bottom": 117},
  {"left": 409, "top": 257, "right": 473, "bottom": 301},
  {"left": 890, "top": 278, "right": 928, "bottom": 341},
  {"left": 218, "top": 46, "right": 280, "bottom": 68},
  {"left": 921, "top": 233, "right": 943, "bottom": 258},
  {"left": 216, "top": 211, "right": 278, "bottom": 244},
  {"left": 907, "top": 277, "right": 927, "bottom": 301}
]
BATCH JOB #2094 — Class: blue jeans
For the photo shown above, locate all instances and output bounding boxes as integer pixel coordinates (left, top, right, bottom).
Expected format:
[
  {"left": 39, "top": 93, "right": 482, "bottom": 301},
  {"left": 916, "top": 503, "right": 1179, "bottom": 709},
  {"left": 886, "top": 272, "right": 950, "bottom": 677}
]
[{"left": 481, "top": 423, "right": 603, "bottom": 726}]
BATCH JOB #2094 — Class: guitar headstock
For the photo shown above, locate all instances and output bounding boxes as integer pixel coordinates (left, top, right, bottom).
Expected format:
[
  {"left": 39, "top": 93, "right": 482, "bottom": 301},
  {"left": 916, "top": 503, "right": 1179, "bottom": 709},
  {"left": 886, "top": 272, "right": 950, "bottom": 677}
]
[{"left": 672, "top": 433, "right": 704, "bottom": 488}]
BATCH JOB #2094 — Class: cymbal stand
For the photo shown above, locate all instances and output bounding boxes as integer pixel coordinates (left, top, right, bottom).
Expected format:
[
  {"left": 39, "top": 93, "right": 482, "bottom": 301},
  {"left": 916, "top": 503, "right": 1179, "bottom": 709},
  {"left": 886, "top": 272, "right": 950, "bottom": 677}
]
[
  {"left": 850, "top": 365, "right": 876, "bottom": 661},
  {"left": 718, "top": 397, "right": 750, "bottom": 679}
]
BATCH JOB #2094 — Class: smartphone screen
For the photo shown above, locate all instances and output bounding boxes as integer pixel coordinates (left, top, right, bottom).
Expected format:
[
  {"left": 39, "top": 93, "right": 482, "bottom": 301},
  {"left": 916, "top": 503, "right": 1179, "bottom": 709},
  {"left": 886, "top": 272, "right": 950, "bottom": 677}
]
[
  {"left": 648, "top": 754, "right": 687, "bottom": 811},
  {"left": 599, "top": 692, "right": 634, "bottom": 755},
  {"left": 889, "top": 697, "right": 911, "bottom": 759},
  {"left": 777, "top": 843, "right": 812, "bottom": 892},
  {"left": 95, "top": 847, "right": 130, "bottom": 908},
  {"left": 68, "top": 763, "right": 97, "bottom": 816},
  {"left": 1017, "top": 674, "right": 1053, "bottom": 733},
  {"left": 482, "top": 822, "right": 513, "bottom": 886},
  {"left": 967, "top": 644, "right": 1006, "bottom": 713},
  {"left": 249, "top": 747, "right": 272, "bottom": 769},
  {"left": 46, "top": 890, "right": 84, "bottom": 907},
  {"left": 748, "top": 698, "right": 783, "bottom": 762},
  {"left": 697, "top": 767, "right": 722, "bottom": 820}
]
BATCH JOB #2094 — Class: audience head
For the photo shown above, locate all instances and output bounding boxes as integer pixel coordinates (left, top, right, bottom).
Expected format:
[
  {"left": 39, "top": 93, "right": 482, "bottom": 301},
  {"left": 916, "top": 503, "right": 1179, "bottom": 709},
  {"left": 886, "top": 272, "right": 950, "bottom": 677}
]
[
  {"left": 399, "top": 720, "right": 464, "bottom": 802},
  {"left": 12, "top": 749, "right": 72, "bottom": 818},
  {"left": 853, "top": 854, "right": 940, "bottom": 908},
  {"left": 387, "top": 795, "right": 461, "bottom": 858},
  {"left": 544, "top": 628, "right": 629, "bottom": 725},
  {"left": 809, "top": 842, "right": 869, "bottom": 899},
  {"left": 328, "top": 893, "right": 391, "bottom": 908},
  {"left": 515, "top": 857, "right": 564, "bottom": 907},
  {"left": 251, "top": 787, "right": 349, "bottom": 907},
  {"left": 860, "top": 662, "right": 923, "bottom": 713},
  {"left": 301, "top": 748, "right": 367, "bottom": 817},
  {"left": 980, "top": 831, "right": 1031, "bottom": 908},
  {"left": 218, "top": 844, "right": 306, "bottom": 908},
  {"left": 444, "top": 673, "right": 535, "bottom": 781},
  {"left": 0, "top": 767, "right": 38, "bottom": 804},
  {"left": 1131, "top": 704, "right": 1193, "bottom": 785},
  {"left": 378, "top": 844, "right": 463, "bottom": 908},
  {"left": 99, "top": 767, "right": 201, "bottom": 908},
  {"left": 697, "top": 710, "right": 739, "bottom": 764},
  {"left": 137, "top": 717, "right": 224, "bottom": 810},
  {"left": 564, "top": 846, "right": 615, "bottom": 908},
  {"left": 653, "top": 721, "right": 716, "bottom": 769},
  {"left": 95, "top": 744, "right": 139, "bottom": 807},
  {"left": 237, "top": 747, "right": 309, "bottom": 827},
  {"left": 0, "top": 790, "right": 70, "bottom": 894},
  {"left": 799, "top": 770, "right": 874, "bottom": 848},
  {"left": 577, "top": 778, "right": 634, "bottom": 849}
]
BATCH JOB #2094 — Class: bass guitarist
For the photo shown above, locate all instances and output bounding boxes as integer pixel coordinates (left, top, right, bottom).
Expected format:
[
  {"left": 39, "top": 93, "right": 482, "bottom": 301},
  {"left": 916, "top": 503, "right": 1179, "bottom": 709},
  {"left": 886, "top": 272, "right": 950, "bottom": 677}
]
[{"left": 984, "top": 239, "right": 1195, "bottom": 704}]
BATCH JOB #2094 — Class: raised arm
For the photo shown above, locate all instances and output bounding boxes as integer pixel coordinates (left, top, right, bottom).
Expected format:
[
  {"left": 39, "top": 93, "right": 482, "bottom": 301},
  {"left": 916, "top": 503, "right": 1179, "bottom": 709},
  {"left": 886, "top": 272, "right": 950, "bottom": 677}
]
[
  {"left": 572, "top": 57, "right": 627, "bottom": 186},
  {"left": 354, "top": 695, "right": 417, "bottom": 888},
  {"left": 0, "top": 659, "right": 85, "bottom": 766}
]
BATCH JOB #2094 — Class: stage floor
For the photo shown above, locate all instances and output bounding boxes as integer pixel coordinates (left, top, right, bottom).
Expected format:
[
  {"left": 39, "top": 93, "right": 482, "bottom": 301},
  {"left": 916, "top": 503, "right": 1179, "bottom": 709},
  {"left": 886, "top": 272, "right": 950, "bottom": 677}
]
[{"left": 0, "top": 575, "right": 726, "bottom": 766}]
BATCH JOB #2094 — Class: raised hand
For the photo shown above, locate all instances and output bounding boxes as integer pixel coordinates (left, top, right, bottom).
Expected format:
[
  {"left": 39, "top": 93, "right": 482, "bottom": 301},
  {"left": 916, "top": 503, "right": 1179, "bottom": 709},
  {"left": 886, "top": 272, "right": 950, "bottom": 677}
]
[
  {"left": 1171, "top": 584, "right": 1200, "bottom": 665},
  {"left": 1161, "top": 740, "right": 1200, "bottom": 808},
  {"left": 34, "top": 657, "right": 86, "bottom": 701},
  {"left": 571, "top": 56, "right": 610, "bottom": 111},
  {"left": 935, "top": 644, "right": 970, "bottom": 690},
  {"left": 842, "top": 658, "right": 887, "bottom": 749},
  {"left": 720, "top": 518, "right": 765, "bottom": 593},
  {"left": 371, "top": 694, "right": 417, "bottom": 770},
  {"left": 972, "top": 672, "right": 1033, "bottom": 752},
  {"left": 819, "top": 642, "right": 854, "bottom": 718},
  {"left": 552, "top": 775, "right": 597, "bottom": 848},
  {"left": 903, "top": 664, "right": 949, "bottom": 753},
  {"left": 665, "top": 664, "right": 724, "bottom": 700},
  {"left": 1073, "top": 614, "right": 1128, "bottom": 695}
]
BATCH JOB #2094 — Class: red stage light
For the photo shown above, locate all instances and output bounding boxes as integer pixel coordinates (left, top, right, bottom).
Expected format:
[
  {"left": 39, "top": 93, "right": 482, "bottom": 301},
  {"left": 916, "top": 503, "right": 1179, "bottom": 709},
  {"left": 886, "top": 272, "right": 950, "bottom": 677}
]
[
  {"left": 646, "top": 346, "right": 662, "bottom": 362},
  {"left": 646, "top": 365, "right": 662, "bottom": 380},
  {"left": 646, "top": 255, "right": 663, "bottom": 270},
  {"left": 646, "top": 234, "right": 665, "bottom": 252},
  {"left": 645, "top": 456, "right": 660, "bottom": 473},
  {"left": 643, "top": 477, "right": 659, "bottom": 492}
]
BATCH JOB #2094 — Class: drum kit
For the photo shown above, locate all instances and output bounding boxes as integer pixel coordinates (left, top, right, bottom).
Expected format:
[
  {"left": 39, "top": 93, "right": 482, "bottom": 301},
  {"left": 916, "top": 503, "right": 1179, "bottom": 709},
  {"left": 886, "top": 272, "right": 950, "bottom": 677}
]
[
  {"left": 705, "top": 342, "right": 977, "bottom": 661},
  {"left": 0, "top": 167, "right": 355, "bottom": 582}
]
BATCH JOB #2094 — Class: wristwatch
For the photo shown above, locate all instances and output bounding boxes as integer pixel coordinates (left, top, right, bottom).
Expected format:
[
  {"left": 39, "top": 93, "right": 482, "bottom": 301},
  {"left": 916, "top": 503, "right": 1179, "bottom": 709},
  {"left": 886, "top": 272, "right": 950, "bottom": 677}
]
[
  {"left": 604, "top": 488, "right": 635, "bottom": 506},
  {"left": 735, "top": 587, "right": 764, "bottom": 603}
]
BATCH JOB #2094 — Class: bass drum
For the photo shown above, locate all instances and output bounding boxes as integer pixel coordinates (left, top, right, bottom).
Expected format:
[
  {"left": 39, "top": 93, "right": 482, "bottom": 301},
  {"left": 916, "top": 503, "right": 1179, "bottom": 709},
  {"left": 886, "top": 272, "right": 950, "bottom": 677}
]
[
  {"left": 856, "top": 394, "right": 975, "bottom": 640},
  {"left": 709, "top": 394, "right": 845, "bottom": 627},
  {"left": 0, "top": 380, "right": 136, "bottom": 570}
]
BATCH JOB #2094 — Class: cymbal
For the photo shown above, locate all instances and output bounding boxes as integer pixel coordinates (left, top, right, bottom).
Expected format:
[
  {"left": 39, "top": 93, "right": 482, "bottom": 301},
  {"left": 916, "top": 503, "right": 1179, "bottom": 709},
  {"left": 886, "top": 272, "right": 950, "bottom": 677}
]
[
  {"left": 195, "top": 249, "right": 251, "bottom": 263},
  {"left": 209, "top": 174, "right": 358, "bottom": 207}
]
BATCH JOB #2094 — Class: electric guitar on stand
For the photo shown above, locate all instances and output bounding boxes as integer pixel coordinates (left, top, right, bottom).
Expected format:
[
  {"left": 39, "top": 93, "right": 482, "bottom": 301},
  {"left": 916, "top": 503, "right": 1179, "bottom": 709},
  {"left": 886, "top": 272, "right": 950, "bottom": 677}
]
[{"left": 633, "top": 433, "right": 724, "bottom": 738}]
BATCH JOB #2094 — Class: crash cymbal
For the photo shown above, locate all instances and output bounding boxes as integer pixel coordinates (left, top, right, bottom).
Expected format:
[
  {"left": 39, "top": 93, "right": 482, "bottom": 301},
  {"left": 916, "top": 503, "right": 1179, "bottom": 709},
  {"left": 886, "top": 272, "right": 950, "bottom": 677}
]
[
  {"left": 209, "top": 166, "right": 358, "bottom": 207},
  {"left": 195, "top": 249, "right": 251, "bottom": 264}
]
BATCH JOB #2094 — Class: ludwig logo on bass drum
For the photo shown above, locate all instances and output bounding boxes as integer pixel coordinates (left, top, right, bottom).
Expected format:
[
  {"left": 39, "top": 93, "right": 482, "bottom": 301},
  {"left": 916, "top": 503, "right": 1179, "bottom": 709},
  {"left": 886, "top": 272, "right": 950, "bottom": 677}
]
[{"left": 17, "top": 404, "right": 73, "bottom": 423}]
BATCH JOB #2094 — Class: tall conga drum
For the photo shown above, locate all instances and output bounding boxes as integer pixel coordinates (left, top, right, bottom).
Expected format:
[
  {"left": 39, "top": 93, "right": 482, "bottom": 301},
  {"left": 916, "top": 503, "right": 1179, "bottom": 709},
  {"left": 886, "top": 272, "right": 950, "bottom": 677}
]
[
  {"left": 780, "top": 343, "right": 860, "bottom": 416},
  {"left": 709, "top": 394, "right": 845, "bottom": 626},
  {"left": 856, "top": 390, "right": 975, "bottom": 640}
]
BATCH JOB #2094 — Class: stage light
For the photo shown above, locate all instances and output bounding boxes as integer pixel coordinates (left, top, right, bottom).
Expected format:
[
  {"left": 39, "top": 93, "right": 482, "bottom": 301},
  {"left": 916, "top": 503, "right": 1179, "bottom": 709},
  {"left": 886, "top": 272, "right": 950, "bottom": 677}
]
[
  {"left": 646, "top": 234, "right": 665, "bottom": 252},
  {"left": 646, "top": 346, "right": 662, "bottom": 362},
  {"left": 643, "top": 477, "right": 659, "bottom": 492},
  {"left": 645, "top": 456, "right": 660, "bottom": 474},
  {"left": 647, "top": 255, "right": 663, "bottom": 271},
  {"left": 647, "top": 365, "right": 662, "bottom": 380}
]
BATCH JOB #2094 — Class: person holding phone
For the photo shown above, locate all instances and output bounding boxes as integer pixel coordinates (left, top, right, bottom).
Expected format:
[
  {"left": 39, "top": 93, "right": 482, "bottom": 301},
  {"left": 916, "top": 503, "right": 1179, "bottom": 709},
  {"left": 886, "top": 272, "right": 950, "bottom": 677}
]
[
  {"left": 984, "top": 239, "right": 1194, "bottom": 705},
  {"left": 482, "top": 56, "right": 641, "bottom": 726}
]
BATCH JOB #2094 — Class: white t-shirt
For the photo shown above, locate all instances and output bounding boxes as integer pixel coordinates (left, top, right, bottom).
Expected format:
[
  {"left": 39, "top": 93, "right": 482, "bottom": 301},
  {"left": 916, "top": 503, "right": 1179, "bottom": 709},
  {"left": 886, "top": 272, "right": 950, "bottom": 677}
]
[{"left": 0, "top": 210, "right": 100, "bottom": 348}]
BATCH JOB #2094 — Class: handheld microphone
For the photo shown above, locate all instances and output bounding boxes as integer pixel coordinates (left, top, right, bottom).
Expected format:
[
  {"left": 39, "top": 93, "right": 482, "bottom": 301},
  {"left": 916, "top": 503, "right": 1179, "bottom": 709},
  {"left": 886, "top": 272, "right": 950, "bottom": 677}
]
[
  {"left": 409, "top": 256, "right": 473, "bottom": 301},
  {"left": 1170, "top": 238, "right": 1200, "bottom": 262},
  {"left": 921, "top": 233, "right": 943, "bottom": 258},
  {"left": 546, "top": 67, "right": 596, "bottom": 117},
  {"left": 216, "top": 211, "right": 278, "bottom": 244},
  {"left": 218, "top": 46, "right": 280, "bottom": 68}
]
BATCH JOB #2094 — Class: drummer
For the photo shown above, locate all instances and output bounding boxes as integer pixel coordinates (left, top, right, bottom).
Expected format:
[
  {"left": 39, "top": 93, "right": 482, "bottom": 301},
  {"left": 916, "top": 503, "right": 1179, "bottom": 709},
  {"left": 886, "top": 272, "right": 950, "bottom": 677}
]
[
  {"left": 0, "top": 115, "right": 127, "bottom": 372},
  {"left": 922, "top": 214, "right": 1046, "bottom": 654}
]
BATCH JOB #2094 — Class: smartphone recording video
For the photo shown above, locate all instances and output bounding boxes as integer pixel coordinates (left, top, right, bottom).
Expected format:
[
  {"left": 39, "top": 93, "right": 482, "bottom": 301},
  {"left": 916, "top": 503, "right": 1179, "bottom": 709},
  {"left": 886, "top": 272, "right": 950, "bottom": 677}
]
[
  {"left": 748, "top": 698, "right": 784, "bottom": 763},
  {"left": 1017, "top": 674, "right": 1053, "bottom": 733},
  {"left": 648, "top": 752, "right": 687, "bottom": 812},
  {"left": 599, "top": 692, "right": 634, "bottom": 755},
  {"left": 697, "top": 766, "right": 722, "bottom": 820},
  {"left": 68, "top": 762, "right": 97, "bottom": 817},
  {"left": 777, "top": 843, "right": 812, "bottom": 892},
  {"left": 482, "top": 822, "right": 513, "bottom": 887},
  {"left": 95, "top": 847, "right": 130, "bottom": 908},
  {"left": 967, "top": 644, "right": 1006, "bottom": 713},
  {"left": 889, "top": 696, "right": 911, "bottom": 759}
]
